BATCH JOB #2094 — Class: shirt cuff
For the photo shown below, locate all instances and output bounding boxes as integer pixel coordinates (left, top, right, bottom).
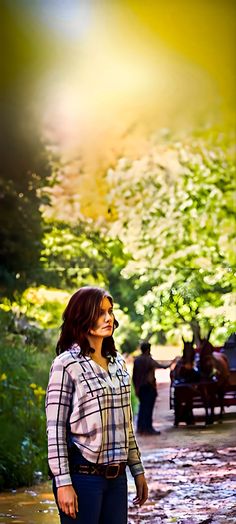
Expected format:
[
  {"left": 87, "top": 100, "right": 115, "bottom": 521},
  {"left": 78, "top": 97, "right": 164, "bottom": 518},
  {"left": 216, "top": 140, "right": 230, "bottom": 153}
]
[
  {"left": 54, "top": 473, "right": 72, "bottom": 488},
  {"left": 129, "top": 462, "right": 145, "bottom": 477}
]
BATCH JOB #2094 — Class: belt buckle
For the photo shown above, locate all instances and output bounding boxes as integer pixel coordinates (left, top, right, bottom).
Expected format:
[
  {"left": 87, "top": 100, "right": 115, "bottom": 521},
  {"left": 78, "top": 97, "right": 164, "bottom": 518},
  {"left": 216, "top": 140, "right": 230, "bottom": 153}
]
[{"left": 105, "top": 464, "right": 120, "bottom": 479}]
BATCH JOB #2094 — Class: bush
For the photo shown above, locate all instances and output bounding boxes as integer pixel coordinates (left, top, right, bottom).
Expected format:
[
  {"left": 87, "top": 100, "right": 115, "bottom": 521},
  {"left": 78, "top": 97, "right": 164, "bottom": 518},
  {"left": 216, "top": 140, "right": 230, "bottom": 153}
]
[
  {"left": 131, "top": 382, "right": 139, "bottom": 416},
  {"left": 0, "top": 311, "right": 54, "bottom": 489}
]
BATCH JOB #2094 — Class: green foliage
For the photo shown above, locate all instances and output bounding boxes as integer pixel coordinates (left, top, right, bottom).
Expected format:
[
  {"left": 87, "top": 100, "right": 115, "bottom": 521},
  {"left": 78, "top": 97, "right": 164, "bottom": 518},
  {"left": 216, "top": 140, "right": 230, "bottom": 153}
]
[
  {"left": 41, "top": 219, "right": 133, "bottom": 302},
  {"left": 0, "top": 116, "right": 51, "bottom": 296},
  {"left": 18, "top": 287, "right": 69, "bottom": 329},
  {"left": 107, "top": 136, "right": 236, "bottom": 343},
  {"left": 0, "top": 310, "right": 54, "bottom": 489},
  {"left": 131, "top": 381, "right": 139, "bottom": 416},
  {"left": 0, "top": 1, "right": 52, "bottom": 297},
  {"left": 114, "top": 308, "right": 140, "bottom": 354}
]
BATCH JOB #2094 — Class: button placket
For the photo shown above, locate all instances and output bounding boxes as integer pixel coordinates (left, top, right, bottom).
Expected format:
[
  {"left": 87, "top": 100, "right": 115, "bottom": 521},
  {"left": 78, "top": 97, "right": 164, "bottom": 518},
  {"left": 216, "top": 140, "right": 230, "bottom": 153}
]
[{"left": 108, "top": 361, "right": 119, "bottom": 388}]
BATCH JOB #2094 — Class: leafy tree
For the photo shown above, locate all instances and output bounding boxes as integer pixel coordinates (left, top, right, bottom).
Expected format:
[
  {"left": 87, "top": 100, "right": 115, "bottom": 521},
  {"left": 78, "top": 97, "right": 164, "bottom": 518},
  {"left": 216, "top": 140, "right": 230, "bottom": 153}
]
[
  {"left": 0, "top": 112, "right": 51, "bottom": 296},
  {"left": 41, "top": 219, "right": 129, "bottom": 288},
  {"left": 107, "top": 136, "right": 236, "bottom": 343},
  {"left": 0, "top": 1, "right": 52, "bottom": 296}
]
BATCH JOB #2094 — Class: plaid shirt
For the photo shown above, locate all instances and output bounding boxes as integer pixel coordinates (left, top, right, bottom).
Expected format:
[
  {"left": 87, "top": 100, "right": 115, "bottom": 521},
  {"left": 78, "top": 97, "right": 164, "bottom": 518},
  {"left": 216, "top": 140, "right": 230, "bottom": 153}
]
[{"left": 46, "top": 345, "right": 144, "bottom": 487}]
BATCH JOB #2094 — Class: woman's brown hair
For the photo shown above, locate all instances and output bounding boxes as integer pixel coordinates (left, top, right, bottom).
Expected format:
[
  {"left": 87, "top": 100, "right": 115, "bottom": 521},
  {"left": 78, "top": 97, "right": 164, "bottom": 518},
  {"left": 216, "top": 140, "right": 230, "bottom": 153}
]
[{"left": 56, "top": 286, "right": 118, "bottom": 357}]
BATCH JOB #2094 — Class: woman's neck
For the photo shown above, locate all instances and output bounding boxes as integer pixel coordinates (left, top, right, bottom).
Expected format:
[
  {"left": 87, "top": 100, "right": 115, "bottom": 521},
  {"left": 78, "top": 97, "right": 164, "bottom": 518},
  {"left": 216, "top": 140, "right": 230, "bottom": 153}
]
[
  {"left": 87, "top": 335, "right": 103, "bottom": 357},
  {"left": 86, "top": 336, "right": 108, "bottom": 371}
]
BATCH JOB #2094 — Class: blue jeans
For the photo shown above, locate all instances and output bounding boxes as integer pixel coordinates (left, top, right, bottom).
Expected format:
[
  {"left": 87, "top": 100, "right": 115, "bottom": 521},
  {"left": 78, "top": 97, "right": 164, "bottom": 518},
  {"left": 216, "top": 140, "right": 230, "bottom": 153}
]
[{"left": 53, "top": 449, "right": 128, "bottom": 524}]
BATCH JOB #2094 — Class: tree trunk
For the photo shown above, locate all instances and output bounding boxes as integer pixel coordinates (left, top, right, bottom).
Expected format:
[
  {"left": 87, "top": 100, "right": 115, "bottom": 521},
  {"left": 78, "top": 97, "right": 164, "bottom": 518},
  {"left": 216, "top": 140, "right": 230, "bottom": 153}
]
[{"left": 190, "top": 320, "right": 202, "bottom": 346}]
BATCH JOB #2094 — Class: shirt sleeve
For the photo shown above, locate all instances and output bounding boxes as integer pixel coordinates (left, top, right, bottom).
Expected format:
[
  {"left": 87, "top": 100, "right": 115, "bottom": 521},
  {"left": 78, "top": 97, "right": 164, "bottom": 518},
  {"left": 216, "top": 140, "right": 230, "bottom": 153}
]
[
  {"left": 152, "top": 357, "right": 167, "bottom": 369},
  {"left": 45, "top": 358, "right": 74, "bottom": 488},
  {"left": 121, "top": 358, "right": 145, "bottom": 477},
  {"left": 127, "top": 405, "right": 145, "bottom": 477}
]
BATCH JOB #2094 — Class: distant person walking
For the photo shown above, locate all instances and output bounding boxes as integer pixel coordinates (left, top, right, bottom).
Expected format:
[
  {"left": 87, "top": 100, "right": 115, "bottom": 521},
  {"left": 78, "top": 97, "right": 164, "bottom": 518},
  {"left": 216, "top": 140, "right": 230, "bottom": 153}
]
[{"left": 132, "top": 342, "right": 168, "bottom": 435}]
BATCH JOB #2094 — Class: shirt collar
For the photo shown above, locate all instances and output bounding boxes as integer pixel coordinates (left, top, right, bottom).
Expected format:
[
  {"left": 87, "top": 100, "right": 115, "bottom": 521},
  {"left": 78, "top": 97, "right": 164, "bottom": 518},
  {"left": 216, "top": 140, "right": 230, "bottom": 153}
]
[{"left": 70, "top": 344, "right": 116, "bottom": 365}]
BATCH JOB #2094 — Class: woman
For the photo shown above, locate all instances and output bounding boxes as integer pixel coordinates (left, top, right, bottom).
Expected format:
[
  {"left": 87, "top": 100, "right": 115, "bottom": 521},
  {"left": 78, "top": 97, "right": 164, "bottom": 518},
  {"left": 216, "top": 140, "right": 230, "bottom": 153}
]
[{"left": 46, "top": 286, "right": 148, "bottom": 524}]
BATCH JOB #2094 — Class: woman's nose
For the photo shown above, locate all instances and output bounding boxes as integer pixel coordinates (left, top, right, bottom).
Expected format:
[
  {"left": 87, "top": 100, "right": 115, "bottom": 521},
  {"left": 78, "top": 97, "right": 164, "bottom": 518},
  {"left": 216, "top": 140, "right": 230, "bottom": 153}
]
[{"left": 105, "top": 311, "right": 111, "bottom": 321}]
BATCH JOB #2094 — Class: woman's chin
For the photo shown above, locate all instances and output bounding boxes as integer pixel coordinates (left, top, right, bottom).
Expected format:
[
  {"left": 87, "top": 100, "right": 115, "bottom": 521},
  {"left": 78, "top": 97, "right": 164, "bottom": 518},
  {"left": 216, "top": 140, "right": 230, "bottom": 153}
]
[{"left": 102, "top": 328, "right": 113, "bottom": 337}]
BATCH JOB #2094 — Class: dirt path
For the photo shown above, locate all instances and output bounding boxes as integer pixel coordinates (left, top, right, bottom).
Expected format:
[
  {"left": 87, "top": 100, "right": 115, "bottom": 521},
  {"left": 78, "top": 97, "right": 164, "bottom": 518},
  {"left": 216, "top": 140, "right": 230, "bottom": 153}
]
[{"left": 128, "top": 371, "right": 236, "bottom": 523}]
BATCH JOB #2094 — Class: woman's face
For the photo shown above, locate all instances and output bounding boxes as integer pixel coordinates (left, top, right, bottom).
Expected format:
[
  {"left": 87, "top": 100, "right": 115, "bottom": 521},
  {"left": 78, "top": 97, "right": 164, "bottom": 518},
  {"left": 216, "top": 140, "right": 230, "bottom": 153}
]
[{"left": 89, "top": 296, "right": 114, "bottom": 338}]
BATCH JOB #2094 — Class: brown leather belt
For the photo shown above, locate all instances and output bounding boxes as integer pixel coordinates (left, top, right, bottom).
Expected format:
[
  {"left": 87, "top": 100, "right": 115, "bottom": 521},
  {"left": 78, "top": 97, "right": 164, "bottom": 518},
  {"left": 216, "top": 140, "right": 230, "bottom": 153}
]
[{"left": 70, "top": 462, "right": 127, "bottom": 479}]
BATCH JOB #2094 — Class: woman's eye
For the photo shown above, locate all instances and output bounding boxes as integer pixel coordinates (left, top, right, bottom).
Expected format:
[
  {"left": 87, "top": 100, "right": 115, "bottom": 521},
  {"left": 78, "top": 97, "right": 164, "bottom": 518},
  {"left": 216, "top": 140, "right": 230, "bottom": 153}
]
[{"left": 99, "top": 309, "right": 113, "bottom": 316}]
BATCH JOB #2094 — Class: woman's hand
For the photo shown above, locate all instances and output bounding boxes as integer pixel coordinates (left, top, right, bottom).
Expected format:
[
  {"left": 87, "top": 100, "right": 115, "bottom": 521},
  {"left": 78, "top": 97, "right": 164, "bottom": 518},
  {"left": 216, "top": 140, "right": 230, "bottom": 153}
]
[
  {"left": 57, "top": 485, "right": 78, "bottom": 519},
  {"left": 133, "top": 473, "right": 148, "bottom": 506}
]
